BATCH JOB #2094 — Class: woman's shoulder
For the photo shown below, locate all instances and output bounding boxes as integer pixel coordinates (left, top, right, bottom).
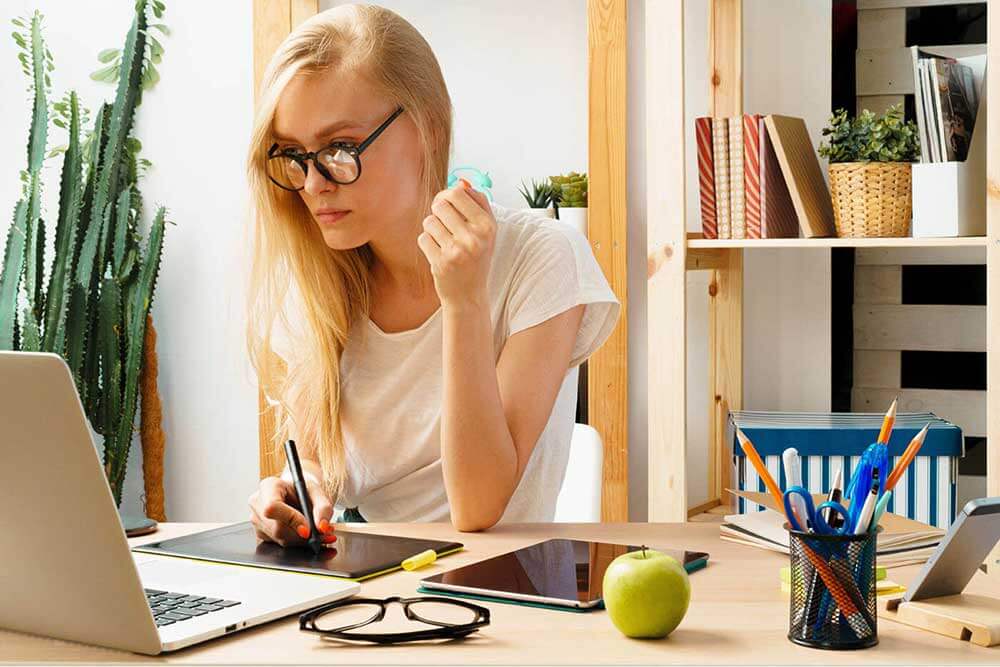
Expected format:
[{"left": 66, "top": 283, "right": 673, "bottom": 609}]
[{"left": 488, "top": 201, "right": 587, "bottom": 272}]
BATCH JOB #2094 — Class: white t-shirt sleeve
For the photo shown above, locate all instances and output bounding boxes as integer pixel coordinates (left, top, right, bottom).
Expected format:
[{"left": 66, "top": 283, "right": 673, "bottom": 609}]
[{"left": 505, "top": 220, "right": 620, "bottom": 368}]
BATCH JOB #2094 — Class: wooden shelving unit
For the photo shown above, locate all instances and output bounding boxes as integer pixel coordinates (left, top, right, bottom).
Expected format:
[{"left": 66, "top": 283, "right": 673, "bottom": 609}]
[
  {"left": 687, "top": 236, "right": 989, "bottom": 249},
  {"left": 647, "top": 0, "right": 999, "bottom": 523}
]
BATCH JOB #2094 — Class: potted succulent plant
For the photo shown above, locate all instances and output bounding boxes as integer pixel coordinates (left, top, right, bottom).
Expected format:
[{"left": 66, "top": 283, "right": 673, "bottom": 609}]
[
  {"left": 550, "top": 171, "right": 588, "bottom": 237},
  {"left": 818, "top": 103, "right": 920, "bottom": 237},
  {"left": 518, "top": 178, "right": 556, "bottom": 218},
  {"left": 0, "top": 1, "right": 171, "bottom": 534}
]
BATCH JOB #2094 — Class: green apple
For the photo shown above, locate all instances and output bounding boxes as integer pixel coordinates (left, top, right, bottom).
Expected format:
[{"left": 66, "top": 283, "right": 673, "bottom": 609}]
[{"left": 602, "top": 546, "right": 691, "bottom": 639}]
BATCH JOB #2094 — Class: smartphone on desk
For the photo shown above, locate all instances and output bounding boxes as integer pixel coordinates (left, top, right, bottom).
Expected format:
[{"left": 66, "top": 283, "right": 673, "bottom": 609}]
[{"left": 904, "top": 497, "right": 1000, "bottom": 602}]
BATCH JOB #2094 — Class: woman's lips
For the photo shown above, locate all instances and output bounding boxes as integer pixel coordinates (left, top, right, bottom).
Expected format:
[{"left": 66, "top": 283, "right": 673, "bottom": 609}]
[{"left": 316, "top": 210, "right": 350, "bottom": 225}]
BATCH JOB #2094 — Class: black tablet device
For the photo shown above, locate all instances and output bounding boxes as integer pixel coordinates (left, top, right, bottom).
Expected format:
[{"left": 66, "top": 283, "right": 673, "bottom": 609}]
[
  {"left": 420, "top": 538, "right": 708, "bottom": 610},
  {"left": 132, "top": 521, "right": 463, "bottom": 581}
]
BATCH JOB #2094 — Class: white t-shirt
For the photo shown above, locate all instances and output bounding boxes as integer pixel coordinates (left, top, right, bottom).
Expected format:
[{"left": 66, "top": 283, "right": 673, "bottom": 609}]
[{"left": 271, "top": 201, "right": 619, "bottom": 523}]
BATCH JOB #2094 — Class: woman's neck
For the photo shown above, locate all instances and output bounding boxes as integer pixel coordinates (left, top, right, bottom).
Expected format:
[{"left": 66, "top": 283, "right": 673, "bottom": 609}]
[{"left": 367, "top": 227, "right": 435, "bottom": 298}]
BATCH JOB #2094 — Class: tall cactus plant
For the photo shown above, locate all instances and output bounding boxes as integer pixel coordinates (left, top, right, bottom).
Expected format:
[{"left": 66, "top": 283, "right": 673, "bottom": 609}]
[{"left": 0, "top": 0, "right": 171, "bottom": 507}]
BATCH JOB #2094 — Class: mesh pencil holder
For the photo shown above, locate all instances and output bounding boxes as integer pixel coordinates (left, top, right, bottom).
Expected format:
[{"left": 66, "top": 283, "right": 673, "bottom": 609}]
[{"left": 786, "top": 525, "right": 880, "bottom": 650}]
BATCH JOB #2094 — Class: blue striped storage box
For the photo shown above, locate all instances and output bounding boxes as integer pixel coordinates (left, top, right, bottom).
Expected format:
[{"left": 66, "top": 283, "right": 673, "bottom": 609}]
[{"left": 728, "top": 411, "right": 963, "bottom": 529}]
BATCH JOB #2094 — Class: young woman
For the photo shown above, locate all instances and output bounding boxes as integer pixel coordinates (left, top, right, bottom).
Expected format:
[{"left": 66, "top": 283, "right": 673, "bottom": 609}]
[{"left": 245, "top": 4, "right": 618, "bottom": 545}]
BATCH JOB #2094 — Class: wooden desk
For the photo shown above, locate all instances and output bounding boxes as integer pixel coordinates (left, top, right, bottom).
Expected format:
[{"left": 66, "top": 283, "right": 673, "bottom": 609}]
[{"left": 2, "top": 522, "right": 997, "bottom": 663}]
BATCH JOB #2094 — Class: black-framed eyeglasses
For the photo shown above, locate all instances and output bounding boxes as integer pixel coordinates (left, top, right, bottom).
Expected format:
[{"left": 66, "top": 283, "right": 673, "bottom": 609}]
[
  {"left": 299, "top": 595, "right": 490, "bottom": 645},
  {"left": 266, "top": 106, "right": 405, "bottom": 191}
]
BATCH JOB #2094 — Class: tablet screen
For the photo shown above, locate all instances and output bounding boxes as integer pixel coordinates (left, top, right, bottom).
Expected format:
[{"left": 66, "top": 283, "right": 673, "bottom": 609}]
[{"left": 421, "top": 538, "right": 708, "bottom": 605}]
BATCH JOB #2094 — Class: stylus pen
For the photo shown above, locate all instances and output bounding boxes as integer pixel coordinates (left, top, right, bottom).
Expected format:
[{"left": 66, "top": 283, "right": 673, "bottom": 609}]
[{"left": 284, "top": 439, "right": 323, "bottom": 555}]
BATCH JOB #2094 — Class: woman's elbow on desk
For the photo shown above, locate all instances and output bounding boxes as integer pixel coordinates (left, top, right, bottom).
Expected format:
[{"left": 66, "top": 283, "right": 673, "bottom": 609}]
[{"left": 449, "top": 502, "right": 505, "bottom": 533}]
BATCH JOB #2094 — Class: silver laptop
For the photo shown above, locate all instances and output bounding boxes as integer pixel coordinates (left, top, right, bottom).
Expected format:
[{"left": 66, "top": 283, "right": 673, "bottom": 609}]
[{"left": 0, "top": 351, "right": 359, "bottom": 654}]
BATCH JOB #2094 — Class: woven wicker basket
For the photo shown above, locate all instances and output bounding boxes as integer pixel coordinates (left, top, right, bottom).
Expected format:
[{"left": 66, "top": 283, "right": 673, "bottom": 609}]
[{"left": 828, "top": 162, "right": 912, "bottom": 237}]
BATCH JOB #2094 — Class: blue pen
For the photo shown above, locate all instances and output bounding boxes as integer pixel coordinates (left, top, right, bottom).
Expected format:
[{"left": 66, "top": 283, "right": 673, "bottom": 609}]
[{"left": 869, "top": 491, "right": 893, "bottom": 534}]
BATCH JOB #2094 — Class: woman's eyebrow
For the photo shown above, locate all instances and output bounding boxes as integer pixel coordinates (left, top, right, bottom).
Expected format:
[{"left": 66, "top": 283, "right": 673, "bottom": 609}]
[{"left": 272, "top": 120, "right": 362, "bottom": 143}]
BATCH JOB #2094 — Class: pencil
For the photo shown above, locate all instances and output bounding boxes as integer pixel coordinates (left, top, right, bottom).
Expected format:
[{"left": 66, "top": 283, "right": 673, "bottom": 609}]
[
  {"left": 885, "top": 423, "right": 930, "bottom": 492},
  {"left": 735, "top": 428, "right": 785, "bottom": 513},
  {"left": 876, "top": 396, "right": 898, "bottom": 445}
]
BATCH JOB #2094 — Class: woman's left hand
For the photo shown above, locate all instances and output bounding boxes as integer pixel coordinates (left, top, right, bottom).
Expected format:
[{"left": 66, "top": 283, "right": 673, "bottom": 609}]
[{"left": 418, "top": 179, "right": 496, "bottom": 307}]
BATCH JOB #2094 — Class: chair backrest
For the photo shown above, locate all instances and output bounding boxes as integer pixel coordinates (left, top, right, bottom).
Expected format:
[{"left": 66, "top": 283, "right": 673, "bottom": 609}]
[{"left": 554, "top": 423, "right": 604, "bottom": 522}]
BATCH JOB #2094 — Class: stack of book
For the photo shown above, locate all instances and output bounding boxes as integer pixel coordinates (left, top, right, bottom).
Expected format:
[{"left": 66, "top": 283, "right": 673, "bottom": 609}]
[
  {"left": 719, "top": 491, "right": 945, "bottom": 567},
  {"left": 911, "top": 46, "right": 981, "bottom": 164},
  {"left": 721, "top": 502, "right": 943, "bottom": 568},
  {"left": 696, "top": 114, "right": 835, "bottom": 240}
]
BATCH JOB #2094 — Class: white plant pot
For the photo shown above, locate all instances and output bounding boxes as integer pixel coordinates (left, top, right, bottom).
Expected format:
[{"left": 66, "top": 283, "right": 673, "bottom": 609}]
[
  {"left": 557, "top": 206, "right": 588, "bottom": 238},
  {"left": 524, "top": 207, "right": 556, "bottom": 219}
]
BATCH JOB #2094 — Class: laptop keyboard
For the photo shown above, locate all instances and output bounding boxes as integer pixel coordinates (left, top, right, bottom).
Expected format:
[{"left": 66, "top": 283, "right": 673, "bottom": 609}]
[{"left": 144, "top": 588, "right": 241, "bottom": 628}]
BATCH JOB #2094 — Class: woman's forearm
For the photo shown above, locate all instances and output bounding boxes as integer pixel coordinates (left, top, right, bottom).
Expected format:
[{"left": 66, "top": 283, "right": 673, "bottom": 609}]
[{"left": 440, "top": 293, "right": 517, "bottom": 531}]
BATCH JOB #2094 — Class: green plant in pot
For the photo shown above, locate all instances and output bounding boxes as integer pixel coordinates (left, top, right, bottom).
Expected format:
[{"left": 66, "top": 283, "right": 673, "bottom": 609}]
[
  {"left": 549, "top": 171, "right": 588, "bottom": 236},
  {"left": 818, "top": 103, "right": 919, "bottom": 238},
  {"left": 1, "top": 1, "right": 171, "bottom": 534},
  {"left": 518, "top": 178, "right": 556, "bottom": 217}
]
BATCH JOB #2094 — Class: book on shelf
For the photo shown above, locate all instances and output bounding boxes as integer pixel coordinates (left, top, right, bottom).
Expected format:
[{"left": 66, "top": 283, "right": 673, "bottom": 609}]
[
  {"left": 695, "top": 117, "right": 718, "bottom": 239},
  {"left": 743, "top": 114, "right": 762, "bottom": 239},
  {"left": 695, "top": 114, "right": 806, "bottom": 240},
  {"left": 763, "top": 115, "right": 835, "bottom": 238},
  {"left": 728, "top": 117, "right": 746, "bottom": 239},
  {"left": 759, "top": 115, "right": 799, "bottom": 239},
  {"left": 711, "top": 117, "right": 731, "bottom": 239}
]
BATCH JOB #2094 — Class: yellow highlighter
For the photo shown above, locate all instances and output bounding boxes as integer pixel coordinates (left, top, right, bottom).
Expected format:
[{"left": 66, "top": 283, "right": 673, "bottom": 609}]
[{"left": 401, "top": 549, "right": 437, "bottom": 571}]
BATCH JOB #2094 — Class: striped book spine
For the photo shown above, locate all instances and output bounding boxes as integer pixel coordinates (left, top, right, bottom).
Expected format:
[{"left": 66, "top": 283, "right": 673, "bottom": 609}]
[
  {"left": 727, "top": 117, "right": 745, "bottom": 239},
  {"left": 695, "top": 117, "right": 718, "bottom": 239},
  {"left": 759, "top": 115, "right": 799, "bottom": 238},
  {"left": 735, "top": 454, "right": 957, "bottom": 529},
  {"left": 743, "top": 114, "right": 762, "bottom": 239},
  {"left": 711, "top": 118, "right": 731, "bottom": 239}
]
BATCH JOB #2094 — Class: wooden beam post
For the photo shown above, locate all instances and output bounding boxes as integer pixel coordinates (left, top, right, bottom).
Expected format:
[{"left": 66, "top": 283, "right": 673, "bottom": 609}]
[
  {"left": 254, "top": 0, "right": 318, "bottom": 481},
  {"left": 986, "top": 0, "right": 1000, "bottom": 576},
  {"left": 708, "top": 0, "right": 743, "bottom": 511},
  {"left": 646, "top": 0, "right": 687, "bottom": 522},
  {"left": 588, "top": 0, "right": 629, "bottom": 522}
]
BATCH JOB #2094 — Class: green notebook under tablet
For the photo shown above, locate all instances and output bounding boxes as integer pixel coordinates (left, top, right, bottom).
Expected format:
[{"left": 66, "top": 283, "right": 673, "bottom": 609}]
[
  {"left": 419, "top": 538, "right": 708, "bottom": 611},
  {"left": 132, "top": 521, "right": 463, "bottom": 581}
]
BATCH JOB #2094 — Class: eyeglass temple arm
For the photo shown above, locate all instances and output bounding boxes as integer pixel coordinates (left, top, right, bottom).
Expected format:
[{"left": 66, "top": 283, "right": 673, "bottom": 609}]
[{"left": 356, "top": 106, "right": 405, "bottom": 154}]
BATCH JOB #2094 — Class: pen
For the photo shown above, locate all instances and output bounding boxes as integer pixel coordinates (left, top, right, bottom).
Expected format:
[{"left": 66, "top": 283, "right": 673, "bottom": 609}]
[
  {"left": 852, "top": 470, "right": 880, "bottom": 534},
  {"left": 284, "top": 439, "right": 324, "bottom": 555},
  {"left": 870, "top": 490, "right": 892, "bottom": 534},
  {"left": 822, "top": 466, "right": 844, "bottom": 529},
  {"left": 782, "top": 448, "right": 809, "bottom": 530}
]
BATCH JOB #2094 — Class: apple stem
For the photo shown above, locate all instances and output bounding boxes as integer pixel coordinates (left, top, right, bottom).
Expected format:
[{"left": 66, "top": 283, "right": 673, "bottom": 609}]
[{"left": 641, "top": 544, "right": 647, "bottom": 559}]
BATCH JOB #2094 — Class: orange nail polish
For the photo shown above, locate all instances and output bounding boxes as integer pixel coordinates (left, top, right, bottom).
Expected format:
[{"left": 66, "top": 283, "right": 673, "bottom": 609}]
[
  {"left": 297, "top": 525, "right": 309, "bottom": 539},
  {"left": 319, "top": 520, "right": 331, "bottom": 533},
  {"left": 323, "top": 534, "right": 337, "bottom": 543},
  {"left": 458, "top": 178, "right": 471, "bottom": 189}
]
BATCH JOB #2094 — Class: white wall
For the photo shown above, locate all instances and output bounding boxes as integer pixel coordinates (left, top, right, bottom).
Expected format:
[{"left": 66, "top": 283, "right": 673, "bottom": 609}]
[
  {"left": 0, "top": 0, "right": 833, "bottom": 523},
  {"left": 324, "top": 0, "right": 590, "bottom": 209},
  {"left": 0, "top": 0, "right": 256, "bottom": 522}
]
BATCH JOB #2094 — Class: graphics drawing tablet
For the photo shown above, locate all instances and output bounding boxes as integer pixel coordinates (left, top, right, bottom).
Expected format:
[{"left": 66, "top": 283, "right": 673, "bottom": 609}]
[{"left": 132, "top": 521, "right": 463, "bottom": 581}]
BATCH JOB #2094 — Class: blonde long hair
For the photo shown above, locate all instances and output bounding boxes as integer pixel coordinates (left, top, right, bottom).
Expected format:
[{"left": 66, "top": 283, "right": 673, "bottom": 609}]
[{"left": 245, "top": 4, "right": 452, "bottom": 499}]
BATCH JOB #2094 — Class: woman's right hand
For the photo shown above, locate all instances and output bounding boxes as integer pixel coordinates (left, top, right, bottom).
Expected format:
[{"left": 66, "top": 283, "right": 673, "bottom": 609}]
[{"left": 248, "top": 476, "right": 337, "bottom": 547}]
